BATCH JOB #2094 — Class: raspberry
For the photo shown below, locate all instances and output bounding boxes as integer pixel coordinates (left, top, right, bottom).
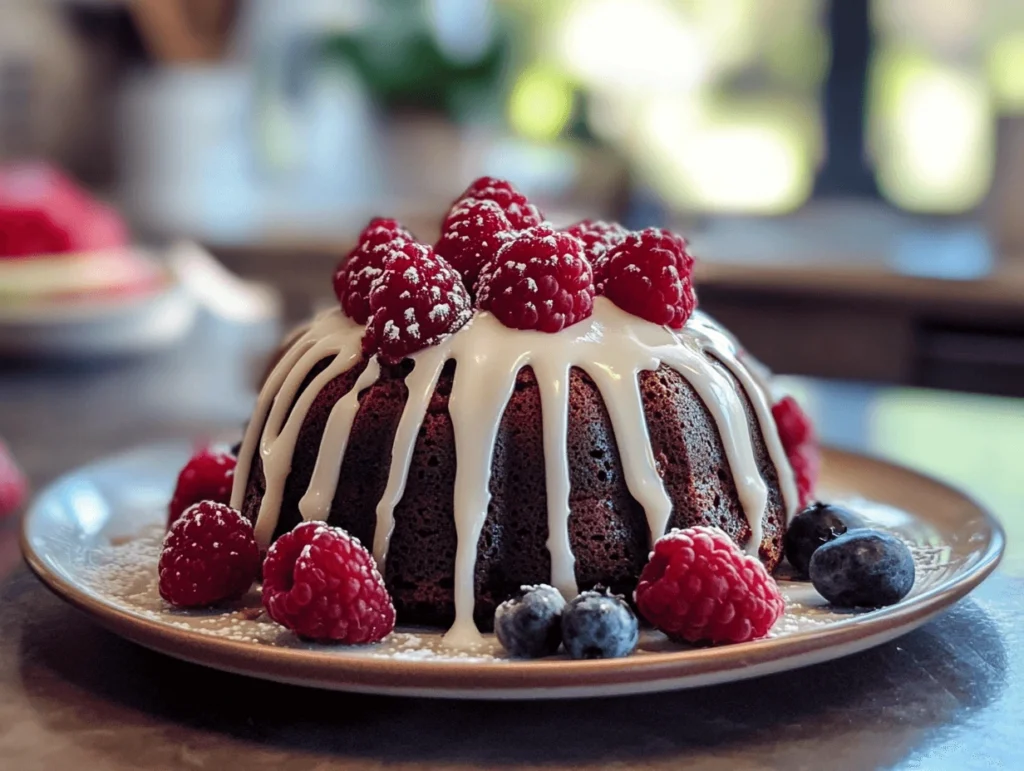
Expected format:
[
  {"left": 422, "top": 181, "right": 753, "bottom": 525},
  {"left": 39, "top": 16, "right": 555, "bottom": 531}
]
[
  {"left": 0, "top": 163, "right": 127, "bottom": 258},
  {"left": 772, "top": 395, "right": 814, "bottom": 449},
  {"left": 772, "top": 396, "right": 819, "bottom": 507},
  {"left": 789, "top": 442, "right": 820, "bottom": 509},
  {"left": 0, "top": 164, "right": 87, "bottom": 257},
  {"left": 635, "top": 526, "right": 785, "bottom": 644},
  {"left": 476, "top": 225, "right": 595, "bottom": 333},
  {"left": 434, "top": 198, "right": 514, "bottom": 290},
  {"left": 158, "top": 501, "right": 260, "bottom": 608},
  {"left": 262, "top": 521, "right": 396, "bottom": 644},
  {"left": 72, "top": 202, "right": 129, "bottom": 252},
  {"left": 564, "top": 219, "right": 627, "bottom": 276},
  {"left": 333, "top": 218, "right": 415, "bottom": 323},
  {"left": 599, "top": 227, "right": 696, "bottom": 329},
  {"left": 363, "top": 241, "right": 472, "bottom": 364},
  {"left": 0, "top": 438, "right": 27, "bottom": 517},
  {"left": 0, "top": 207, "right": 72, "bottom": 257},
  {"left": 455, "top": 176, "right": 543, "bottom": 230},
  {"left": 168, "top": 447, "right": 236, "bottom": 528},
  {"left": 360, "top": 217, "right": 411, "bottom": 240}
]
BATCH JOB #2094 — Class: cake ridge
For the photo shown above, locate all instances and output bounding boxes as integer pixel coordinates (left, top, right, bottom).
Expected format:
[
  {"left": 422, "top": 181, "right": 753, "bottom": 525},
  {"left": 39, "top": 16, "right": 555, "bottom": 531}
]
[{"left": 231, "top": 297, "right": 797, "bottom": 647}]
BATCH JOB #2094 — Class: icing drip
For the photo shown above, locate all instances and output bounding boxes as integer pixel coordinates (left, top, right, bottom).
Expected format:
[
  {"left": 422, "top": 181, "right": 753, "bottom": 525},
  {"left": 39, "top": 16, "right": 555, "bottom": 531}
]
[
  {"left": 229, "top": 309, "right": 366, "bottom": 547},
  {"left": 372, "top": 349, "right": 448, "bottom": 568},
  {"left": 254, "top": 348, "right": 357, "bottom": 546},
  {"left": 298, "top": 358, "right": 382, "bottom": 523},
  {"left": 532, "top": 359, "right": 577, "bottom": 601},
  {"left": 443, "top": 331, "right": 521, "bottom": 647},
  {"left": 688, "top": 313, "right": 799, "bottom": 523},
  {"left": 654, "top": 339, "right": 768, "bottom": 553},
  {"left": 238, "top": 298, "right": 796, "bottom": 647},
  {"left": 230, "top": 334, "right": 315, "bottom": 512},
  {"left": 586, "top": 365, "right": 674, "bottom": 549}
]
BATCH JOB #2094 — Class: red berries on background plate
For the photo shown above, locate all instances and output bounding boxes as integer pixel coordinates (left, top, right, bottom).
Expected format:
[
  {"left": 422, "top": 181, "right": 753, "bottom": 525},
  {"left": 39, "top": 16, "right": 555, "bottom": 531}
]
[
  {"left": 262, "top": 521, "right": 396, "bottom": 644},
  {"left": 362, "top": 241, "right": 473, "bottom": 364},
  {"left": 167, "top": 447, "right": 236, "bottom": 528},
  {"left": 635, "top": 526, "right": 785, "bottom": 644},
  {"left": 0, "top": 163, "right": 128, "bottom": 258},
  {"left": 0, "top": 438, "right": 27, "bottom": 518},
  {"left": 772, "top": 395, "right": 820, "bottom": 507},
  {"left": 158, "top": 501, "right": 261, "bottom": 608},
  {"left": 476, "top": 225, "right": 595, "bottom": 333}
]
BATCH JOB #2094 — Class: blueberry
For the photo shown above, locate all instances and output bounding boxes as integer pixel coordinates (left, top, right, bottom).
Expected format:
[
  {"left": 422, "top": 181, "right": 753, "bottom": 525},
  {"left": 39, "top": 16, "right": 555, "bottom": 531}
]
[
  {"left": 784, "top": 502, "right": 864, "bottom": 577},
  {"left": 809, "top": 529, "right": 915, "bottom": 608},
  {"left": 494, "top": 584, "right": 566, "bottom": 658},
  {"left": 561, "top": 589, "right": 639, "bottom": 660}
]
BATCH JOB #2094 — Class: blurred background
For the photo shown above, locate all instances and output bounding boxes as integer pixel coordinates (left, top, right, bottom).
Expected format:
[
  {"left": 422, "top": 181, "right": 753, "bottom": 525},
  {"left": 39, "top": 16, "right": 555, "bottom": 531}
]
[
  {"left": 3, "top": 0, "right": 1023, "bottom": 239},
  {"left": 1, "top": 0, "right": 1024, "bottom": 551}
]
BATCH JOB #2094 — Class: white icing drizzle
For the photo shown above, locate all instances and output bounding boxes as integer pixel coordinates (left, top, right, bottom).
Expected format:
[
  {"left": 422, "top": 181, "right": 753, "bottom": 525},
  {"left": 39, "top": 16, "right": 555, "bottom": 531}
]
[
  {"left": 229, "top": 309, "right": 366, "bottom": 546},
  {"left": 443, "top": 330, "right": 521, "bottom": 648},
  {"left": 236, "top": 298, "right": 796, "bottom": 647},
  {"left": 655, "top": 339, "right": 769, "bottom": 551},
  {"left": 586, "top": 364, "right": 674, "bottom": 549},
  {"left": 372, "top": 349, "right": 448, "bottom": 568},
  {"left": 254, "top": 348, "right": 358, "bottom": 546},
  {"left": 688, "top": 313, "right": 799, "bottom": 523},
  {"left": 298, "top": 358, "right": 382, "bottom": 523},
  {"left": 230, "top": 333, "right": 315, "bottom": 512},
  {"left": 532, "top": 359, "right": 577, "bottom": 601}
]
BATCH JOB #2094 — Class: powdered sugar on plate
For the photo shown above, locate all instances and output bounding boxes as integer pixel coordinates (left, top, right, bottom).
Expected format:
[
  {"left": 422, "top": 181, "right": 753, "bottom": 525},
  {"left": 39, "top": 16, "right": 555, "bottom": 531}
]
[{"left": 68, "top": 497, "right": 960, "bottom": 664}]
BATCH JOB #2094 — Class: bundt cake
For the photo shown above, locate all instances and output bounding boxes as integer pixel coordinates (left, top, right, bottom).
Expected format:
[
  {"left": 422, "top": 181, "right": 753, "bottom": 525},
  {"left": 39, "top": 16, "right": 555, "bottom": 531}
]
[{"left": 231, "top": 179, "right": 802, "bottom": 647}]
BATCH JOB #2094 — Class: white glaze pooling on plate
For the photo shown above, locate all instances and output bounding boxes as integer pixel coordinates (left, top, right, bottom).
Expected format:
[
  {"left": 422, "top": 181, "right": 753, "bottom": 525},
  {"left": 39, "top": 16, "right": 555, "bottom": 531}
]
[{"left": 233, "top": 298, "right": 796, "bottom": 646}]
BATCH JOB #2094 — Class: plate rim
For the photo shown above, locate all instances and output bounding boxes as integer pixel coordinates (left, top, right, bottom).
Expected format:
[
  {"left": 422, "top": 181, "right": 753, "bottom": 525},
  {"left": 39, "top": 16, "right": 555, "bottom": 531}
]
[
  {"left": 20, "top": 445, "right": 1005, "bottom": 697},
  {"left": 0, "top": 249, "right": 177, "bottom": 326}
]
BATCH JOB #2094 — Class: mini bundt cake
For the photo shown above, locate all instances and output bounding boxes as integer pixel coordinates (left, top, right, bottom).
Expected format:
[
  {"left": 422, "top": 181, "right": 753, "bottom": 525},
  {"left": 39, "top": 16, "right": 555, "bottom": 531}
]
[{"left": 232, "top": 179, "right": 805, "bottom": 646}]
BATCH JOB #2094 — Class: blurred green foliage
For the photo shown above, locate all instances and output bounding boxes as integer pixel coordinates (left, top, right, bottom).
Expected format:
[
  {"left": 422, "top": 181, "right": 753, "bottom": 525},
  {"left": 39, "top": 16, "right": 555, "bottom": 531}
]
[{"left": 320, "top": 1, "right": 512, "bottom": 119}]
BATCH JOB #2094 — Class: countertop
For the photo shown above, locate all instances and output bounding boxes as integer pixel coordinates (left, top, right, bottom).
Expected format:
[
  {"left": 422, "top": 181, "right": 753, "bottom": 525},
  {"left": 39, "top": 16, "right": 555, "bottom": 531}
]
[{"left": 0, "top": 313, "right": 1021, "bottom": 771}]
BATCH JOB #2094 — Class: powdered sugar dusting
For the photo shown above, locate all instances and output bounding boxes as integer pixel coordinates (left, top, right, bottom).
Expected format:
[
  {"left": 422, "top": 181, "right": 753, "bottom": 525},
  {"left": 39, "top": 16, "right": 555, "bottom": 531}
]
[
  {"left": 69, "top": 499, "right": 956, "bottom": 664},
  {"left": 76, "top": 524, "right": 505, "bottom": 659}
]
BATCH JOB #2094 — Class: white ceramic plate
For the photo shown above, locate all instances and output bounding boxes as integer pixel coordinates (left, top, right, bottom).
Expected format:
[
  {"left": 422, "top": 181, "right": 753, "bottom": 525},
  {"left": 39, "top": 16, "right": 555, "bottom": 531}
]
[{"left": 21, "top": 443, "right": 1003, "bottom": 700}]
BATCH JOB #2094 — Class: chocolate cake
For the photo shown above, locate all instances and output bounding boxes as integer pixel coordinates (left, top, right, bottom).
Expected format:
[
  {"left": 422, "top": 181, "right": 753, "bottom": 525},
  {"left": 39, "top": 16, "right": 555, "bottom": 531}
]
[{"left": 233, "top": 298, "right": 798, "bottom": 644}]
